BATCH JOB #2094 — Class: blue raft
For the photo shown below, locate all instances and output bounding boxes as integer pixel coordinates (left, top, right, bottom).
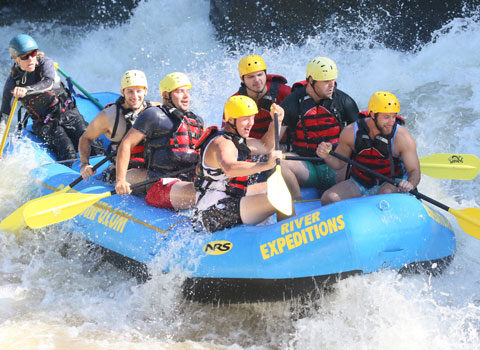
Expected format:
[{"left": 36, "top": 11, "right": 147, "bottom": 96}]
[{"left": 7, "top": 92, "right": 457, "bottom": 303}]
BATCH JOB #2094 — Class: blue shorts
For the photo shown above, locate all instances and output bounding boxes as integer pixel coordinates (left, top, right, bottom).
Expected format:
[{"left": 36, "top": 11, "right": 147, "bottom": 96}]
[{"left": 348, "top": 175, "right": 408, "bottom": 196}]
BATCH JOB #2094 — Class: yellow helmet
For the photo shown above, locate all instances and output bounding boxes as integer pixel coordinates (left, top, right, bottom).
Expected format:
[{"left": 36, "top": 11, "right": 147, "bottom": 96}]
[
  {"left": 159, "top": 72, "right": 192, "bottom": 95},
  {"left": 368, "top": 91, "right": 400, "bottom": 114},
  {"left": 306, "top": 56, "right": 338, "bottom": 81},
  {"left": 238, "top": 55, "right": 267, "bottom": 77},
  {"left": 121, "top": 70, "right": 148, "bottom": 91},
  {"left": 224, "top": 95, "right": 259, "bottom": 122}
]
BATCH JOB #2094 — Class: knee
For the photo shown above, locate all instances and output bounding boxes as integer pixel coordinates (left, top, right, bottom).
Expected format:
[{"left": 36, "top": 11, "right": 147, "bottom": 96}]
[{"left": 320, "top": 190, "right": 340, "bottom": 206}]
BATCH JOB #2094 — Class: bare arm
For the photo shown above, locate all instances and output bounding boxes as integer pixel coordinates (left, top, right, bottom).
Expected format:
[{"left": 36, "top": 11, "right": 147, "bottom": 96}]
[
  {"left": 115, "top": 128, "right": 145, "bottom": 194},
  {"left": 79, "top": 111, "right": 111, "bottom": 179},
  {"left": 316, "top": 124, "right": 355, "bottom": 170},
  {"left": 396, "top": 128, "right": 421, "bottom": 192},
  {"left": 207, "top": 137, "right": 280, "bottom": 178}
]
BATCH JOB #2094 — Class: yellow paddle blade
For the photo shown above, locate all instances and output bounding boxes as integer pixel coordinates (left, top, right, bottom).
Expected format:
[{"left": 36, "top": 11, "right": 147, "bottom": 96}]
[
  {"left": 449, "top": 207, "right": 480, "bottom": 239},
  {"left": 0, "top": 204, "right": 27, "bottom": 233},
  {"left": 420, "top": 153, "right": 480, "bottom": 180},
  {"left": 0, "top": 186, "right": 71, "bottom": 233},
  {"left": 267, "top": 164, "right": 292, "bottom": 216},
  {"left": 23, "top": 191, "right": 112, "bottom": 229}
]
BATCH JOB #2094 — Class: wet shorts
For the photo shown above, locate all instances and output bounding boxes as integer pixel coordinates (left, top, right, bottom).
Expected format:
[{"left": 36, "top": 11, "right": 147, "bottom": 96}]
[
  {"left": 304, "top": 161, "right": 336, "bottom": 191},
  {"left": 195, "top": 197, "right": 242, "bottom": 233},
  {"left": 349, "top": 175, "right": 408, "bottom": 196}
]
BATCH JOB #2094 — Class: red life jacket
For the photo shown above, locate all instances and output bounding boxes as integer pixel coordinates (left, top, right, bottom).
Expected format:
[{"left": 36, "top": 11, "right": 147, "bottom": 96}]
[
  {"left": 194, "top": 126, "right": 251, "bottom": 199},
  {"left": 351, "top": 118, "right": 405, "bottom": 188},
  {"left": 223, "top": 74, "right": 291, "bottom": 140},
  {"left": 291, "top": 80, "right": 341, "bottom": 157},
  {"left": 167, "top": 106, "right": 204, "bottom": 154}
]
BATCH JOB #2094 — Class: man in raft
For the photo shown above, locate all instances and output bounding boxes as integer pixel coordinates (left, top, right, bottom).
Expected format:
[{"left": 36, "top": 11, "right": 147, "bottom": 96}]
[
  {"left": 78, "top": 70, "right": 160, "bottom": 180},
  {"left": 193, "top": 95, "right": 298, "bottom": 233},
  {"left": 279, "top": 56, "right": 359, "bottom": 194},
  {"left": 115, "top": 72, "right": 205, "bottom": 210},
  {"left": 223, "top": 54, "right": 292, "bottom": 184},
  {"left": 316, "top": 91, "right": 421, "bottom": 205},
  {"left": 1, "top": 34, "right": 104, "bottom": 163}
]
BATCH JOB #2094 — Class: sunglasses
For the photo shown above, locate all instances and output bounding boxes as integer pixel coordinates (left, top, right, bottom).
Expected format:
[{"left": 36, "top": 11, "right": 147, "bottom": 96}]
[{"left": 19, "top": 50, "right": 38, "bottom": 61}]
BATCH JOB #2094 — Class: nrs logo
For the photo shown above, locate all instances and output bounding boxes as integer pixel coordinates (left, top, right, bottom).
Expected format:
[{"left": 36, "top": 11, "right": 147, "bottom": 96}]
[{"left": 203, "top": 241, "right": 233, "bottom": 255}]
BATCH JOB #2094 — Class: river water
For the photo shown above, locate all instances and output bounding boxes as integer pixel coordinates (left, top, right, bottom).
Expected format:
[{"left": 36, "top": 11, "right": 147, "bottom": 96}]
[{"left": 1, "top": 1, "right": 480, "bottom": 349}]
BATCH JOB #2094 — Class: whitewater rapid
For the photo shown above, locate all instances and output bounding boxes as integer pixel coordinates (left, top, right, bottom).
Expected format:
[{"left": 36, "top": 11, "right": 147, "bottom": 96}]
[{"left": 1, "top": 1, "right": 480, "bottom": 349}]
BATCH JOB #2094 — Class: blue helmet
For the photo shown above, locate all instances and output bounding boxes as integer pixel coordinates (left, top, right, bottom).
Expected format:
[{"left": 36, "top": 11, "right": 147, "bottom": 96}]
[{"left": 9, "top": 34, "right": 38, "bottom": 58}]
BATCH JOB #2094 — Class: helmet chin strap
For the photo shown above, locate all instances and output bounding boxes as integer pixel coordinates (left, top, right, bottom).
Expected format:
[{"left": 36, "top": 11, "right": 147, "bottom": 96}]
[
  {"left": 309, "top": 79, "right": 326, "bottom": 101},
  {"left": 227, "top": 119, "right": 240, "bottom": 135},
  {"left": 165, "top": 92, "right": 182, "bottom": 111}
]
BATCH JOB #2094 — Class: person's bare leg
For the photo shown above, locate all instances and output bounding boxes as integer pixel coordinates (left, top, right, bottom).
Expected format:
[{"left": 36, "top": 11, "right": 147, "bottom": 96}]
[
  {"left": 280, "top": 163, "right": 301, "bottom": 200},
  {"left": 246, "top": 182, "right": 267, "bottom": 196},
  {"left": 335, "top": 165, "right": 348, "bottom": 183},
  {"left": 240, "top": 194, "right": 277, "bottom": 225},
  {"left": 281, "top": 155, "right": 310, "bottom": 186},
  {"left": 170, "top": 181, "right": 196, "bottom": 209},
  {"left": 321, "top": 180, "right": 362, "bottom": 206},
  {"left": 377, "top": 183, "right": 399, "bottom": 194},
  {"left": 125, "top": 168, "right": 147, "bottom": 184}
]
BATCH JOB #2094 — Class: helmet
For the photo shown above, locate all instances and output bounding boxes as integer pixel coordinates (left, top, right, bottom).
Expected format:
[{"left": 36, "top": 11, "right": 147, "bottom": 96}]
[
  {"left": 224, "top": 95, "right": 259, "bottom": 122},
  {"left": 9, "top": 34, "right": 38, "bottom": 58},
  {"left": 238, "top": 55, "right": 267, "bottom": 77},
  {"left": 159, "top": 72, "right": 192, "bottom": 95},
  {"left": 120, "top": 70, "right": 148, "bottom": 91},
  {"left": 306, "top": 56, "right": 338, "bottom": 81},
  {"left": 368, "top": 91, "right": 400, "bottom": 114}
]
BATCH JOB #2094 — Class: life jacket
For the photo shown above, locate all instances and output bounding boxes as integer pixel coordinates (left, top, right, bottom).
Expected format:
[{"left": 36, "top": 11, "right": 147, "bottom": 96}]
[
  {"left": 194, "top": 125, "right": 251, "bottom": 202},
  {"left": 350, "top": 118, "right": 405, "bottom": 188},
  {"left": 358, "top": 110, "right": 405, "bottom": 125},
  {"left": 106, "top": 96, "right": 153, "bottom": 166},
  {"left": 291, "top": 81, "right": 342, "bottom": 157},
  {"left": 144, "top": 105, "right": 204, "bottom": 175},
  {"left": 11, "top": 60, "right": 73, "bottom": 123},
  {"left": 236, "top": 74, "right": 288, "bottom": 139}
]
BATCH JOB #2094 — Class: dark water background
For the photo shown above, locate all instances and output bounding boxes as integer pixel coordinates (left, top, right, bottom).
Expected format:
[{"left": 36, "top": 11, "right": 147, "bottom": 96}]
[{"left": 2, "top": 0, "right": 479, "bottom": 51}]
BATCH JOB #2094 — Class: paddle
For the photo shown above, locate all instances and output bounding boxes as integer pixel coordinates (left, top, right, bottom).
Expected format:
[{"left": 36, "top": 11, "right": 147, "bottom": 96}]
[
  {"left": 22, "top": 165, "right": 196, "bottom": 229},
  {"left": 54, "top": 62, "right": 104, "bottom": 110},
  {"left": 266, "top": 113, "right": 292, "bottom": 215},
  {"left": 0, "top": 97, "right": 19, "bottom": 158},
  {"left": 23, "top": 178, "right": 158, "bottom": 229},
  {"left": 418, "top": 153, "right": 480, "bottom": 180},
  {"left": 284, "top": 153, "right": 480, "bottom": 180},
  {"left": 0, "top": 153, "right": 115, "bottom": 233},
  {"left": 328, "top": 150, "right": 480, "bottom": 239}
]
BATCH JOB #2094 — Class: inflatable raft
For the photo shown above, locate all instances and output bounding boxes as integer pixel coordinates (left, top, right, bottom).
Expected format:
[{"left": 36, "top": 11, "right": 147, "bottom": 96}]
[{"left": 4, "top": 92, "right": 457, "bottom": 303}]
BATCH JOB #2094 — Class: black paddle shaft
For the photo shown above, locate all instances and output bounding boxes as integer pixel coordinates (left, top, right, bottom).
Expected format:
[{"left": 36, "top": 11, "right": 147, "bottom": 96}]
[
  {"left": 273, "top": 112, "right": 280, "bottom": 165},
  {"left": 69, "top": 152, "right": 116, "bottom": 188},
  {"left": 329, "top": 150, "right": 451, "bottom": 212}
]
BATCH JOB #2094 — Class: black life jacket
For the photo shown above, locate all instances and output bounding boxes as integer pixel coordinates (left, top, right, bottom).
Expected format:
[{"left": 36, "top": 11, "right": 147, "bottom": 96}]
[
  {"left": 350, "top": 118, "right": 405, "bottom": 188},
  {"left": 237, "top": 74, "right": 288, "bottom": 139},
  {"left": 12, "top": 64, "right": 72, "bottom": 123},
  {"left": 106, "top": 96, "right": 153, "bottom": 165},
  {"left": 194, "top": 126, "right": 251, "bottom": 200},
  {"left": 144, "top": 105, "right": 204, "bottom": 175}
]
